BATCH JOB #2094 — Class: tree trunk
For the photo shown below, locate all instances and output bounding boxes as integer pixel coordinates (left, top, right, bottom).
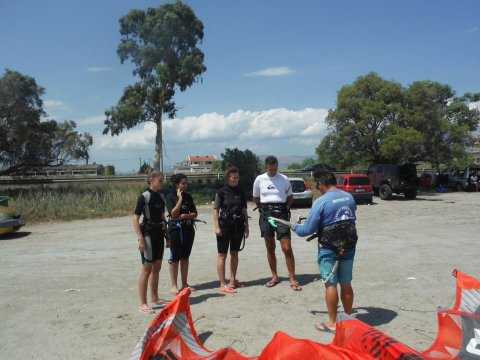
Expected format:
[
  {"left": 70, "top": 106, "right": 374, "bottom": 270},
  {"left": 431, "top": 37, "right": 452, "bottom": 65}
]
[{"left": 155, "top": 118, "right": 163, "bottom": 172}]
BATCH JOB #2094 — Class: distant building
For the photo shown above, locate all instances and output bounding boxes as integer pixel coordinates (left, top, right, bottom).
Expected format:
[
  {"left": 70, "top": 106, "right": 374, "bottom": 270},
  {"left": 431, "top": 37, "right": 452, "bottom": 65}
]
[
  {"left": 25, "top": 164, "right": 112, "bottom": 176},
  {"left": 172, "top": 155, "right": 217, "bottom": 174},
  {"left": 466, "top": 145, "right": 480, "bottom": 165}
]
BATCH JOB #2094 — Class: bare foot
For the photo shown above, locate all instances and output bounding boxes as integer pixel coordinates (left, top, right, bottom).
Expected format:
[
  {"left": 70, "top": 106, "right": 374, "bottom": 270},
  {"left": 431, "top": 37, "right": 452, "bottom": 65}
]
[{"left": 170, "top": 288, "right": 179, "bottom": 295}]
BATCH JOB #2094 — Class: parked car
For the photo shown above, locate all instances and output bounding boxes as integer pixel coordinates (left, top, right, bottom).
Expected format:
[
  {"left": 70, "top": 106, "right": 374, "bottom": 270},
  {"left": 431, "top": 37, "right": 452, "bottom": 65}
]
[
  {"left": 367, "top": 164, "right": 418, "bottom": 200},
  {"left": 335, "top": 174, "right": 373, "bottom": 204},
  {"left": 289, "top": 177, "right": 313, "bottom": 207},
  {"left": 443, "top": 165, "right": 480, "bottom": 191},
  {"left": 298, "top": 163, "right": 336, "bottom": 173},
  {"left": 0, "top": 197, "right": 24, "bottom": 236}
]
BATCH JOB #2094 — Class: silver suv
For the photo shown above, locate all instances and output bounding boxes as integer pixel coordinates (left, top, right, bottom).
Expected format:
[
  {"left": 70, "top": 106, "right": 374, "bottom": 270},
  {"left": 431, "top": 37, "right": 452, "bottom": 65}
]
[{"left": 444, "top": 166, "right": 480, "bottom": 191}]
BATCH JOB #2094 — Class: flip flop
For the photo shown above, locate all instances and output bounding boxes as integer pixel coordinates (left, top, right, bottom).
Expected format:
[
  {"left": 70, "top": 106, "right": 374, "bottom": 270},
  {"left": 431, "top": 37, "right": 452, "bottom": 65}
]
[
  {"left": 315, "top": 322, "right": 335, "bottom": 334},
  {"left": 265, "top": 280, "right": 280, "bottom": 288},
  {"left": 138, "top": 307, "right": 155, "bottom": 314},
  {"left": 228, "top": 281, "right": 245, "bottom": 289},
  {"left": 290, "top": 283, "right": 302, "bottom": 291},
  {"left": 220, "top": 286, "right": 237, "bottom": 294},
  {"left": 151, "top": 298, "right": 169, "bottom": 306},
  {"left": 182, "top": 285, "right": 197, "bottom": 292}
]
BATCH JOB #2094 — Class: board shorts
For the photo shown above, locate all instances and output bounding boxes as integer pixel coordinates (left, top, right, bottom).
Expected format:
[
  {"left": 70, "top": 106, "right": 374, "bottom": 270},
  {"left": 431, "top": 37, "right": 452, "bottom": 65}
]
[
  {"left": 259, "top": 204, "right": 291, "bottom": 240},
  {"left": 317, "top": 247, "right": 355, "bottom": 286}
]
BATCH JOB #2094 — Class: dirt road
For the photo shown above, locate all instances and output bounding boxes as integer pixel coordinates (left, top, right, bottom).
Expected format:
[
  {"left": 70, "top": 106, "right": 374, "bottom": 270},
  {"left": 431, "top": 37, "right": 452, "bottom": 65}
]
[{"left": 1, "top": 191, "right": 479, "bottom": 359}]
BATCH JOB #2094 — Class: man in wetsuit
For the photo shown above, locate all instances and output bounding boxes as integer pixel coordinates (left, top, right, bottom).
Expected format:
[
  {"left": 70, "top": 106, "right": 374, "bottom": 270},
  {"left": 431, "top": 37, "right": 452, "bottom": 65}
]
[{"left": 253, "top": 155, "right": 301, "bottom": 291}]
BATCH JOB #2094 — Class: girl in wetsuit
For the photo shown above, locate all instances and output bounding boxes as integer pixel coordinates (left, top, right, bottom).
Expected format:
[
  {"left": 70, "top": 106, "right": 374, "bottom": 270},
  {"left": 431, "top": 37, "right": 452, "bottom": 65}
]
[
  {"left": 133, "top": 170, "right": 168, "bottom": 314},
  {"left": 213, "top": 166, "right": 249, "bottom": 294},
  {"left": 166, "top": 173, "right": 198, "bottom": 295}
]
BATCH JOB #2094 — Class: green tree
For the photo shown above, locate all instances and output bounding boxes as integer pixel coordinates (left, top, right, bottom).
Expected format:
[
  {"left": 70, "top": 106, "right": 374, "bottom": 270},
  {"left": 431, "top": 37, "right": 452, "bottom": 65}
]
[
  {"left": 287, "top": 158, "right": 316, "bottom": 170},
  {"left": 323, "top": 72, "right": 403, "bottom": 164},
  {"left": 320, "top": 73, "right": 479, "bottom": 169},
  {"left": 0, "top": 69, "right": 92, "bottom": 175},
  {"left": 51, "top": 120, "right": 93, "bottom": 165},
  {"left": 401, "top": 81, "right": 479, "bottom": 169},
  {"left": 138, "top": 161, "right": 153, "bottom": 174},
  {"left": 211, "top": 160, "right": 222, "bottom": 172},
  {"left": 220, "top": 148, "right": 261, "bottom": 195},
  {"left": 316, "top": 133, "right": 366, "bottom": 169},
  {"left": 103, "top": 1, "right": 206, "bottom": 172},
  {"left": 287, "top": 162, "right": 302, "bottom": 170}
]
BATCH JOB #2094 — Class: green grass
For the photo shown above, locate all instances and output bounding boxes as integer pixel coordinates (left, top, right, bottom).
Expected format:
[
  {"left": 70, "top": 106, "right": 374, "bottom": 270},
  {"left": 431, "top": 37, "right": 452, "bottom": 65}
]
[{"left": 4, "top": 181, "right": 224, "bottom": 224}]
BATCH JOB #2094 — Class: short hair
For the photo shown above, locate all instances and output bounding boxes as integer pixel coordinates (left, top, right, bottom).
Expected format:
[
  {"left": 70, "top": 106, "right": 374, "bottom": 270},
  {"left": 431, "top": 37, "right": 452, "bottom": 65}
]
[
  {"left": 313, "top": 169, "right": 336, "bottom": 187},
  {"left": 170, "top": 173, "right": 187, "bottom": 186},
  {"left": 146, "top": 170, "right": 164, "bottom": 185},
  {"left": 264, "top": 155, "right": 278, "bottom": 166},
  {"left": 224, "top": 166, "right": 239, "bottom": 181}
]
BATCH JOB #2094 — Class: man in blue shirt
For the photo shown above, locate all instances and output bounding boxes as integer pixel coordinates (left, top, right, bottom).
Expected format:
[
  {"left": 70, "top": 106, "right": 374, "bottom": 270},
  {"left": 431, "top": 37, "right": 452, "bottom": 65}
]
[{"left": 292, "top": 169, "right": 358, "bottom": 334}]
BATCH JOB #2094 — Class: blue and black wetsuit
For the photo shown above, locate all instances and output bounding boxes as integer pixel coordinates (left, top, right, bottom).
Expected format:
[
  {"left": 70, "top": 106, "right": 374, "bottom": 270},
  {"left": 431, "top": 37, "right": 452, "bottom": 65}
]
[{"left": 166, "top": 190, "right": 197, "bottom": 263}]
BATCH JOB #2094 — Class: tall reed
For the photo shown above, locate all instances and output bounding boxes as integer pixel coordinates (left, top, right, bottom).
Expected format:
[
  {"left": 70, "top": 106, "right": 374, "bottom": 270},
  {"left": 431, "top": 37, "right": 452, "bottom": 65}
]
[{"left": 5, "top": 181, "right": 223, "bottom": 224}]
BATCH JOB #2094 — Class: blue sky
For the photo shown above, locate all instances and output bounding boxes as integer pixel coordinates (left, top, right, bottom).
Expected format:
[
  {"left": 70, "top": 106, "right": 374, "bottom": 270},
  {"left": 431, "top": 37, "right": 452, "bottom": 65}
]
[{"left": 1, "top": 0, "right": 479, "bottom": 173}]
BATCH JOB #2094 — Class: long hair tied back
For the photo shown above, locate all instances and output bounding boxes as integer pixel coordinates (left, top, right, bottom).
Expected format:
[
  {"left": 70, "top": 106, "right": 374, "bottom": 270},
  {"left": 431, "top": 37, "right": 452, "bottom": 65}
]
[{"left": 146, "top": 169, "right": 163, "bottom": 185}]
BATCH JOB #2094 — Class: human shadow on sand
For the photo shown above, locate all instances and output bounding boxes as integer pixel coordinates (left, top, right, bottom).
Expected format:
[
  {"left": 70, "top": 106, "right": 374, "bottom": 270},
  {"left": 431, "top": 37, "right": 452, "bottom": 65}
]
[
  {"left": 189, "top": 293, "right": 226, "bottom": 305},
  {"left": 194, "top": 273, "right": 319, "bottom": 292}
]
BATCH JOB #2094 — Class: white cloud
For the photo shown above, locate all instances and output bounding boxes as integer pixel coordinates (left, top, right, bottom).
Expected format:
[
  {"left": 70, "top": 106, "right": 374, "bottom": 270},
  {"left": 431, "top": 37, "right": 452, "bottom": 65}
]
[
  {"left": 87, "top": 107, "right": 329, "bottom": 170},
  {"left": 95, "top": 123, "right": 155, "bottom": 149},
  {"left": 93, "top": 107, "right": 328, "bottom": 150},
  {"left": 245, "top": 66, "right": 295, "bottom": 77},
  {"left": 77, "top": 115, "right": 106, "bottom": 126},
  {"left": 43, "top": 99, "right": 72, "bottom": 117},
  {"left": 86, "top": 66, "right": 113, "bottom": 72},
  {"left": 463, "top": 26, "right": 479, "bottom": 34}
]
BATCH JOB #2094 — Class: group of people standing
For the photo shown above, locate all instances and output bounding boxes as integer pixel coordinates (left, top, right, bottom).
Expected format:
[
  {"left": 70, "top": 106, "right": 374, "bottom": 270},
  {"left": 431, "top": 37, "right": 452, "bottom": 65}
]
[{"left": 132, "top": 155, "right": 358, "bottom": 334}]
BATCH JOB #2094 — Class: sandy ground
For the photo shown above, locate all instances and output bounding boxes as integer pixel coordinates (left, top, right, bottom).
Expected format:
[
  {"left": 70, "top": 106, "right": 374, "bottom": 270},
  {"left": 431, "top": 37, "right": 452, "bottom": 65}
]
[{"left": 1, "top": 191, "right": 479, "bottom": 359}]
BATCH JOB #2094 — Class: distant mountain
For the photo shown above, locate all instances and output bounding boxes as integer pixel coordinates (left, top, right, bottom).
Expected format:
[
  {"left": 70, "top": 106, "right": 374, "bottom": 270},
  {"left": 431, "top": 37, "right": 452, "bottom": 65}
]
[{"left": 258, "top": 155, "right": 315, "bottom": 170}]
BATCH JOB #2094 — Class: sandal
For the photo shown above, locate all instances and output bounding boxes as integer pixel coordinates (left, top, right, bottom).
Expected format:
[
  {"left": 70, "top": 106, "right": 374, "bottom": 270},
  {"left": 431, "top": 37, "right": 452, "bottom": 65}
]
[{"left": 138, "top": 307, "right": 155, "bottom": 314}]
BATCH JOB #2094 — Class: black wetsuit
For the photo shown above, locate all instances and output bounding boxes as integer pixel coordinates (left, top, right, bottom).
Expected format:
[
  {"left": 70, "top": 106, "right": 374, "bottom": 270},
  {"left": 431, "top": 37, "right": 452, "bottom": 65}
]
[
  {"left": 214, "top": 184, "right": 247, "bottom": 253},
  {"left": 166, "top": 190, "right": 197, "bottom": 263},
  {"left": 134, "top": 189, "right": 166, "bottom": 264}
]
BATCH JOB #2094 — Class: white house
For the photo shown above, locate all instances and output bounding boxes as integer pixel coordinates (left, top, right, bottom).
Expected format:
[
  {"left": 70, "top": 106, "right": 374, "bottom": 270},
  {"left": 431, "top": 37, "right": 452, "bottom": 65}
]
[{"left": 172, "top": 155, "right": 217, "bottom": 174}]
